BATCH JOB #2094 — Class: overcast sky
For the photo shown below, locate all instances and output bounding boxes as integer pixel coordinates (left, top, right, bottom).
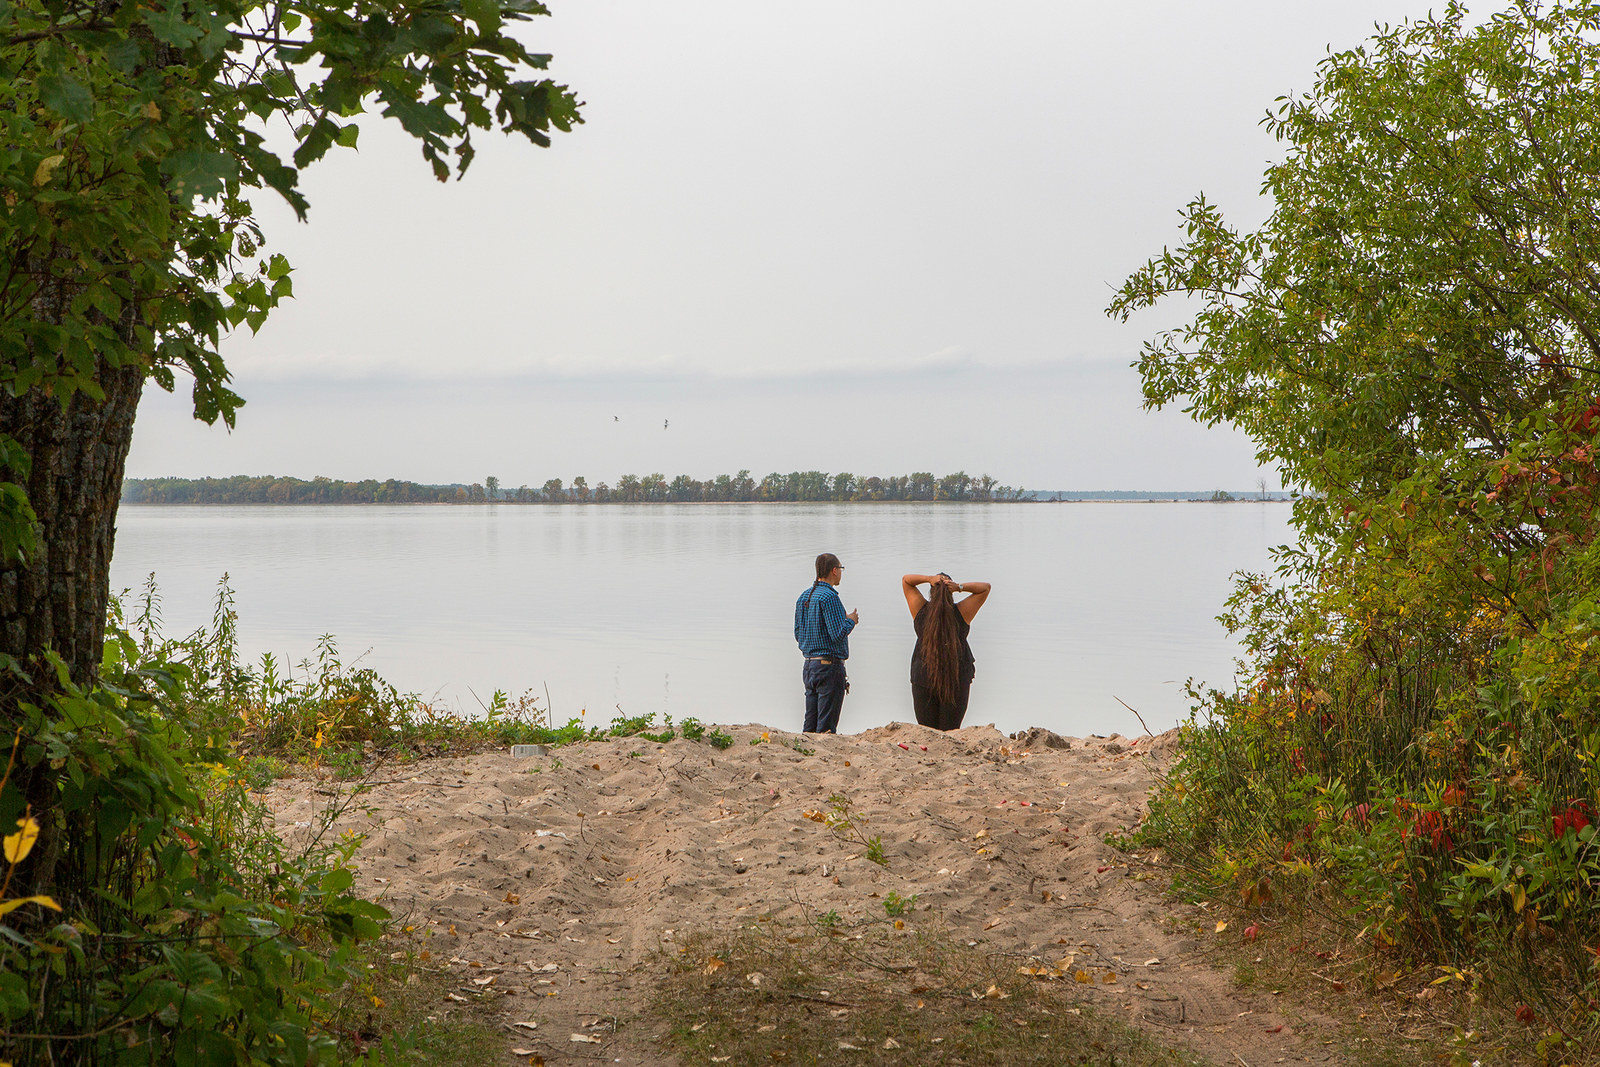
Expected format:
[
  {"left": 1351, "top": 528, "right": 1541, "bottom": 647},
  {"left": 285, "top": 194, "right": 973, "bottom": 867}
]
[{"left": 126, "top": 0, "right": 1443, "bottom": 491}]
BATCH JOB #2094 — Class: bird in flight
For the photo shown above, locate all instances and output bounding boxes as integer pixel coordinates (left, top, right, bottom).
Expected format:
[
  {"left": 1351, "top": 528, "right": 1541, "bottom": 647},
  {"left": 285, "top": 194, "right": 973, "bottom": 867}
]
[
  {"left": 613, "top": 416, "right": 619, "bottom": 422},
  {"left": 664, "top": 419, "right": 669, "bottom": 430}
]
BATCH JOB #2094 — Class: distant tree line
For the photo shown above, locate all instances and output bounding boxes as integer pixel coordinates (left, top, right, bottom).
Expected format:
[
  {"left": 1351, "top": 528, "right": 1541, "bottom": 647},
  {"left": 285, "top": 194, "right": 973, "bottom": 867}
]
[
  {"left": 122, "top": 471, "right": 1027, "bottom": 505},
  {"left": 123, "top": 476, "right": 457, "bottom": 504}
]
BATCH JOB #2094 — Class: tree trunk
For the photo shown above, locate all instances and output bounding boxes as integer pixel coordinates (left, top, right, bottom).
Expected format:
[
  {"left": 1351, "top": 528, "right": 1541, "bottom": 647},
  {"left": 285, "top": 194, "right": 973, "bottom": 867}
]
[
  {"left": 0, "top": 361, "right": 144, "bottom": 897},
  {"left": 0, "top": 364, "right": 143, "bottom": 687}
]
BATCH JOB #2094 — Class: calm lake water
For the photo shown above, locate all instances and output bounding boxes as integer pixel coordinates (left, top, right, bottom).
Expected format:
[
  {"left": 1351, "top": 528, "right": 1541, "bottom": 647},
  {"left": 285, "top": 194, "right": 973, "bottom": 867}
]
[{"left": 109, "top": 502, "right": 1294, "bottom": 737}]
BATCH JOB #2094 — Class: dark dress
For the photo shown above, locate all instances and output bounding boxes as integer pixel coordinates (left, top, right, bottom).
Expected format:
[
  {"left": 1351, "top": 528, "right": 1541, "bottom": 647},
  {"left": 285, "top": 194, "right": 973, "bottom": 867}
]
[{"left": 910, "top": 603, "right": 975, "bottom": 731}]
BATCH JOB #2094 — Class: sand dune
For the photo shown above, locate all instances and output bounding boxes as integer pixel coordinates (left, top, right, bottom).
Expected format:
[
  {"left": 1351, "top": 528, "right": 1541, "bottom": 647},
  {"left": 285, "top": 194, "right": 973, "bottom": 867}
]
[{"left": 266, "top": 722, "right": 1343, "bottom": 1065}]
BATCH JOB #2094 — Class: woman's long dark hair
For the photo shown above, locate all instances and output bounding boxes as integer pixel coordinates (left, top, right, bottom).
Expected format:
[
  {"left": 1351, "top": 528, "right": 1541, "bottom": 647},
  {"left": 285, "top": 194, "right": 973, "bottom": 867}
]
[{"left": 920, "top": 581, "right": 963, "bottom": 705}]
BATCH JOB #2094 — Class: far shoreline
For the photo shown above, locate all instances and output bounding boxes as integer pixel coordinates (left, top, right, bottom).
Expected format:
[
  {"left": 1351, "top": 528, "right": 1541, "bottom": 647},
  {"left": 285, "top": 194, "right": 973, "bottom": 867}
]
[{"left": 117, "top": 497, "right": 1291, "bottom": 507}]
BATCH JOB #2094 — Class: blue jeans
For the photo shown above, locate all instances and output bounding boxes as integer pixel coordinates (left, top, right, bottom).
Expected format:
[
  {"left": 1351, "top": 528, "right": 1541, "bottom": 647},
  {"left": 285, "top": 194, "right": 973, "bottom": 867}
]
[{"left": 802, "top": 658, "right": 847, "bottom": 733}]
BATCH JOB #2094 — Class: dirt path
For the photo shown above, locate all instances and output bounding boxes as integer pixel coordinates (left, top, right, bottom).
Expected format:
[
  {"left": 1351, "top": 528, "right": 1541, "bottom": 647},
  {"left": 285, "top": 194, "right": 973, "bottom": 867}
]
[{"left": 265, "top": 722, "right": 1347, "bottom": 1065}]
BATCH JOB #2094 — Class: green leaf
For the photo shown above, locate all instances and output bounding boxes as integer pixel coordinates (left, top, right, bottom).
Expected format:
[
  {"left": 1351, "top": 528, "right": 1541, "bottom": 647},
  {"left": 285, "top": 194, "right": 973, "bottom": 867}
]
[
  {"left": 320, "top": 867, "right": 354, "bottom": 895},
  {"left": 160, "top": 148, "right": 238, "bottom": 201},
  {"left": 464, "top": 0, "right": 503, "bottom": 35},
  {"left": 143, "top": 7, "right": 203, "bottom": 48},
  {"left": 37, "top": 73, "right": 94, "bottom": 123}
]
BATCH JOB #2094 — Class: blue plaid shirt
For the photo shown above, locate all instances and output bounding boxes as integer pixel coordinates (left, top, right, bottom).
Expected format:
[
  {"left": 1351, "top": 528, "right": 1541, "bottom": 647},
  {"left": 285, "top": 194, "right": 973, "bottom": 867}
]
[{"left": 794, "top": 580, "right": 855, "bottom": 659}]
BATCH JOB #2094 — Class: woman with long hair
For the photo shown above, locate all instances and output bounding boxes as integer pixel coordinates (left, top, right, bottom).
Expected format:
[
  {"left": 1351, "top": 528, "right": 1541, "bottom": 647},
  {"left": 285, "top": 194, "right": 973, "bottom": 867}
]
[{"left": 901, "top": 572, "right": 991, "bottom": 730}]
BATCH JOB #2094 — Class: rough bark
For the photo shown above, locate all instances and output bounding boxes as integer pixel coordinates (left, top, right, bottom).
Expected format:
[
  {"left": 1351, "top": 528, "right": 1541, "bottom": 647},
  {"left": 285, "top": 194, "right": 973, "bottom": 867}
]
[
  {"left": 0, "top": 361, "right": 144, "bottom": 898},
  {"left": 0, "top": 364, "right": 143, "bottom": 688}
]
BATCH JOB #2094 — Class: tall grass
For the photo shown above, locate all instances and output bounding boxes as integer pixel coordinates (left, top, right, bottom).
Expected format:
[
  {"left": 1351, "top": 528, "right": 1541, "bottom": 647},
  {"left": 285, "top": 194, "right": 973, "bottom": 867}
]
[{"left": 115, "top": 573, "right": 691, "bottom": 769}]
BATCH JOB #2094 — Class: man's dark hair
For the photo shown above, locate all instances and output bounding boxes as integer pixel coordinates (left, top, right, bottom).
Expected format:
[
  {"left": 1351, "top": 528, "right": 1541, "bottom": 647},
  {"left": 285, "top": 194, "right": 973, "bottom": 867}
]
[{"left": 815, "top": 553, "right": 841, "bottom": 580}]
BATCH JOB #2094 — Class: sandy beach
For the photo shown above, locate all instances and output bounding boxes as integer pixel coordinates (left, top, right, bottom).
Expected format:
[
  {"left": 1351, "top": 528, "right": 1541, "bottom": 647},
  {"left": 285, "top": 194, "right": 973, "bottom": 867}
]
[{"left": 265, "top": 721, "right": 1346, "bottom": 1065}]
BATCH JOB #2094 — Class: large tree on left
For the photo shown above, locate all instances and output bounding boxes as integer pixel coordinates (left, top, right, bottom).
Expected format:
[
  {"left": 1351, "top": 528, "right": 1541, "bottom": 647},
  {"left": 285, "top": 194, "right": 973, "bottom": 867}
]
[{"left": 0, "top": 0, "right": 579, "bottom": 886}]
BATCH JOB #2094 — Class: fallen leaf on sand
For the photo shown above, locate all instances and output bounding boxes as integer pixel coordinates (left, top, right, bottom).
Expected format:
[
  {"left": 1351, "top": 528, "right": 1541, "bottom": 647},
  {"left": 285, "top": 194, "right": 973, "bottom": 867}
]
[
  {"left": 757, "top": 1024, "right": 776, "bottom": 1032},
  {"left": 502, "top": 891, "right": 520, "bottom": 904},
  {"left": 704, "top": 958, "right": 725, "bottom": 974},
  {"left": 509, "top": 1021, "right": 538, "bottom": 1031},
  {"left": 1074, "top": 971, "right": 1093, "bottom": 984},
  {"left": 838, "top": 1043, "right": 863, "bottom": 1051},
  {"left": 570, "top": 1033, "right": 602, "bottom": 1043},
  {"left": 747, "top": 972, "right": 764, "bottom": 986},
  {"left": 445, "top": 993, "right": 468, "bottom": 1003},
  {"left": 883, "top": 1038, "right": 902, "bottom": 1049},
  {"left": 973, "top": 829, "right": 989, "bottom": 840},
  {"left": 1215, "top": 921, "right": 1229, "bottom": 934},
  {"left": 512, "top": 1049, "right": 537, "bottom": 1057}
]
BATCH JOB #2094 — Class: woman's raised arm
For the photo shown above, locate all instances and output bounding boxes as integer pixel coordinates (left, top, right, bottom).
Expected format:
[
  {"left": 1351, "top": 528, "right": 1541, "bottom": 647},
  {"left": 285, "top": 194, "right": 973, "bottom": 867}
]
[
  {"left": 953, "top": 580, "right": 991, "bottom": 623},
  {"left": 901, "top": 574, "right": 937, "bottom": 619}
]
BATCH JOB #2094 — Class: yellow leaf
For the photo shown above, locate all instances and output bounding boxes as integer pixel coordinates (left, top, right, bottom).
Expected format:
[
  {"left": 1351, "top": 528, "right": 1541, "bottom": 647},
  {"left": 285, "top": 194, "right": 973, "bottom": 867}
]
[
  {"left": 3, "top": 817, "right": 40, "bottom": 864},
  {"left": 32, "top": 155, "right": 64, "bottom": 187},
  {"left": 0, "top": 895, "right": 62, "bottom": 917},
  {"left": 1214, "top": 920, "right": 1228, "bottom": 934},
  {"left": 1073, "top": 970, "right": 1093, "bottom": 983}
]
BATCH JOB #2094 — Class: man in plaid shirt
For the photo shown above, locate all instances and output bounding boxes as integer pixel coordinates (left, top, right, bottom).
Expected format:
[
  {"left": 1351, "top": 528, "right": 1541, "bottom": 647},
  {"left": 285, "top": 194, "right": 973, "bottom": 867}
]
[{"left": 794, "top": 552, "right": 859, "bottom": 733}]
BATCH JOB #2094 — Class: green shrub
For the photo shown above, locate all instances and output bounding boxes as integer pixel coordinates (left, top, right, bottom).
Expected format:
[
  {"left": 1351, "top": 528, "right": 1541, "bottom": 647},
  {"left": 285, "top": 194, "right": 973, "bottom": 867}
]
[{"left": 0, "top": 618, "right": 389, "bottom": 1065}]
